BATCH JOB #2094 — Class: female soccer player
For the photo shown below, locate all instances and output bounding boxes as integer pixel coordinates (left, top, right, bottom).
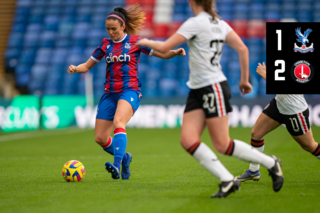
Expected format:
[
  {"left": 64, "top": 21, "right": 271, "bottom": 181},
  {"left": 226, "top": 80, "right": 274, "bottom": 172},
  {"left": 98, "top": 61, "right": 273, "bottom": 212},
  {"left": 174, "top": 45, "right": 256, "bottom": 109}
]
[
  {"left": 67, "top": 5, "right": 185, "bottom": 180},
  {"left": 237, "top": 63, "right": 320, "bottom": 182},
  {"left": 136, "top": 0, "right": 283, "bottom": 197}
]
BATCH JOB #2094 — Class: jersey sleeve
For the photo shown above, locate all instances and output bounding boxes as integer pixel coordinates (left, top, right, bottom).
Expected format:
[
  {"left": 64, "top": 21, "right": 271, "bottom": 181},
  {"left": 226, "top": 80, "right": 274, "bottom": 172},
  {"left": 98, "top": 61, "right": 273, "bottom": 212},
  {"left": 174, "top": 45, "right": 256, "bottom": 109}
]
[
  {"left": 90, "top": 39, "right": 107, "bottom": 63},
  {"left": 220, "top": 20, "right": 233, "bottom": 35},
  {"left": 137, "top": 36, "right": 154, "bottom": 56},
  {"left": 176, "top": 18, "right": 199, "bottom": 40}
]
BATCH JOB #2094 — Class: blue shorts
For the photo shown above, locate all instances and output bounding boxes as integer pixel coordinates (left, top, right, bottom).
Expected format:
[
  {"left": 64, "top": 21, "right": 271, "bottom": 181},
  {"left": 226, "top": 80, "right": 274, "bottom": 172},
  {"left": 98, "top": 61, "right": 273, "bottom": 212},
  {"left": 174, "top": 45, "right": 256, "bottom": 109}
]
[{"left": 96, "top": 90, "right": 142, "bottom": 121}]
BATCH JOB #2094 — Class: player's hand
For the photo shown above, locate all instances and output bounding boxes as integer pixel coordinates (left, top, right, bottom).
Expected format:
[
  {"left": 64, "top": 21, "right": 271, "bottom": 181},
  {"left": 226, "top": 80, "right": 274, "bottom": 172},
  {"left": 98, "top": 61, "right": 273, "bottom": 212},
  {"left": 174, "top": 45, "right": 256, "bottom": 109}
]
[
  {"left": 174, "top": 48, "right": 186, "bottom": 56},
  {"left": 239, "top": 81, "right": 252, "bottom": 96},
  {"left": 68, "top": 65, "right": 77, "bottom": 74},
  {"left": 256, "top": 62, "right": 266, "bottom": 77},
  {"left": 135, "top": 38, "right": 151, "bottom": 47}
]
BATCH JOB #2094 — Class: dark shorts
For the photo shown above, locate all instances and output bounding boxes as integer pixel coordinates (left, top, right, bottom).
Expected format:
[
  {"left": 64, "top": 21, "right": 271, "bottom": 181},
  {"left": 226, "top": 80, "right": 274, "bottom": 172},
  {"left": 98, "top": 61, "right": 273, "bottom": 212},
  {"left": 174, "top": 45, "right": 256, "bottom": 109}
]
[
  {"left": 263, "top": 98, "right": 310, "bottom": 136},
  {"left": 184, "top": 81, "right": 232, "bottom": 118}
]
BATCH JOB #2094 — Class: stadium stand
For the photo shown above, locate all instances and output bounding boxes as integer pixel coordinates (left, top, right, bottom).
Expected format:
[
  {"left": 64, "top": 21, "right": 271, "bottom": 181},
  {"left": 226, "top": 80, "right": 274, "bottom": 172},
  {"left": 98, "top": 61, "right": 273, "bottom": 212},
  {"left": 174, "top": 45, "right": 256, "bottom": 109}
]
[{"left": 5, "top": 0, "right": 318, "bottom": 98}]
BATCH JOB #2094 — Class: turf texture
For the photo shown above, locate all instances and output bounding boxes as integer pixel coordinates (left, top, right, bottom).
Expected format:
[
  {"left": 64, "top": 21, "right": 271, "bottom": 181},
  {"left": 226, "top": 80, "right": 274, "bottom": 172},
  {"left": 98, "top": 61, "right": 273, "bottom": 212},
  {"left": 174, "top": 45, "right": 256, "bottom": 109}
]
[{"left": 0, "top": 127, "right": 319, "bottom": 213}]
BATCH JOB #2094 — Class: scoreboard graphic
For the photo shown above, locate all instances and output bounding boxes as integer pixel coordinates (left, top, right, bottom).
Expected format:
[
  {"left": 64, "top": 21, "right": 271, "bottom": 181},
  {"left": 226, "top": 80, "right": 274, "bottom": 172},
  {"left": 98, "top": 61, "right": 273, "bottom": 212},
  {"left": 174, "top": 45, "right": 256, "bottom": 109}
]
[{"left": 266, "top": 23, "right": 318, "bottom": 94}]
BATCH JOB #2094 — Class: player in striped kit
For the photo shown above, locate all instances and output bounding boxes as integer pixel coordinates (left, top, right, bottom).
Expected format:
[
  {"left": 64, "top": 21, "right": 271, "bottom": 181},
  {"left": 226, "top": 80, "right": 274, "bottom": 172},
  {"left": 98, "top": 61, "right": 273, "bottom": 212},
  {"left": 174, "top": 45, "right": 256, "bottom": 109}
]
[
  {"left": 137, "top": 0, "right": 283, "bottom": 198},
  {"left": 237, "top": 63, "right": 320, "bottom": 182},
  {"left": 67, "top": 5, "right": 185, "bottom": 180}
]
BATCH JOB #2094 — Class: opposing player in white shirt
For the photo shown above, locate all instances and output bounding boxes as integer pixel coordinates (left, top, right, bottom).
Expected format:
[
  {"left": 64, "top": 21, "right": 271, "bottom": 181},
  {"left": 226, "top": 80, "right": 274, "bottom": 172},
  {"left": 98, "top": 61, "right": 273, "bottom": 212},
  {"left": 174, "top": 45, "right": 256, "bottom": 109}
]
[
  {"left": 237, "top": 63, "right": 320, "bottom": 182},
  {"left": 136, "top": 0, "right": 284, "bottom": 198}
]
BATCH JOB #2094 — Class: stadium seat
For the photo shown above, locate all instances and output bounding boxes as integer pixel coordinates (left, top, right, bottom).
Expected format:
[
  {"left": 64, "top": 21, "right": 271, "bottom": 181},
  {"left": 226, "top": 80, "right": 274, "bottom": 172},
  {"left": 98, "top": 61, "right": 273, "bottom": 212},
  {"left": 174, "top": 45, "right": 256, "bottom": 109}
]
[
  {"left": 19, "top": 48, "right": 36, "bottom": 64},
  {"left": 247, "top": 20, "right": 265, "bottom": 37},
  {"left": 265, "top": 11, "right": 280, "bottom": 21},
  {"left": 14, "top": 15, "right": 28, "bottom": 24},
  {"left": 5, "top": 48, "right": 21, "bottom": 61},
  {"left": 39, "top": 31, "right": 56, "bottom": 47},
  {"left": 153, "top": 24, "right": 169, "bottom": 38},
  {"left": 16, "top": 0, "right": 32, "bottom": 7},
  {"left": 266, "top": 3, "right": 280, "bottom": 11},
  {"left": 28, "top": 64, "right": 49, "bottom": 95},
  {"left": 232, "top": 20, "right": 248, "bottom": 37},
  {"left": 298, "top": 2, "right": 312, "bottom": 11},
  {"left": 282, "top": 11, "right": 297, "bottom": 20},
  {"left": 35, "top": 48, "right": 52, "bottom": 64},
  {"left": 297, "top": 13, "right": 313, "bottom": 22},
  {"left": 64, "top": 0, "right": 77, "bottom": 6},
  {"left": 46, "top": 7, "right": 60, "bottom": 14},
  {"left": 12, "top": 24, "right": 26, "bottom": 33},
  {"left": 23, "top": 32, "right": 39, "bottom": 48},
  {"left": 28, "top": 14, "right": 44, "bottom": 24},
  {"left": 282, "top": 2, "right": 296, "bottom": 11},
  {"left": 159, "top": 78, "right": 178, "bottom": 97},
  {"left": 15, "top": 7, "right": 30, "bottom": 15},
  {"left": 34, "top": 0, "right": 47, "bottom": 6},
  {"left": 48, "top": 0, "right": 62, "bottom": 6}
]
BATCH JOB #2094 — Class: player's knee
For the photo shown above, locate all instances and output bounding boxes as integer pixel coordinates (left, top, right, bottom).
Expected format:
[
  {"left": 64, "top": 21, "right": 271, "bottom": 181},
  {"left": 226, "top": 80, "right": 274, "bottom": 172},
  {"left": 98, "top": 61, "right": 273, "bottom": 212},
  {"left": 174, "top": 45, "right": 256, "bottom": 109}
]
[
  {"left": 213, "top": 140, "right": 229, "bottom": 154},
  {"left": 94, "top": 135, "right": 105, "bottom": 146},
  {"left": 299, "top": 143, "right": 313, "bottom": 152},
  {"left": 180, "top": 135, "right": 197, "bottom": 150},
  {"left": 251, "top": 128, "right": 263, "bottom": 141},
  {"left": 113, "top": 117, "right": 125, "bottom": 129}
]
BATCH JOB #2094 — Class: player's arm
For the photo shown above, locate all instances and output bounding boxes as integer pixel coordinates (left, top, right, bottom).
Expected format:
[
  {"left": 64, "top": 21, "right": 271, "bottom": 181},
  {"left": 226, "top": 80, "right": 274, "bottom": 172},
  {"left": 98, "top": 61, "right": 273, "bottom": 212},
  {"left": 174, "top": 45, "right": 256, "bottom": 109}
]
[
  {"left": 67, "top": 59, "right": 96, "bottom": 74},
  {"left": 256, "top": 62, "right": 266, "bottom": 81},
  {"left": 135, "top": 33, "right": 187, "bottom": 53},
  {"left": 225, "top": 30, "right": 252, "bottom": 95},
  {"left": 153, "top": 48, "right": 186, "bottom": 59}
]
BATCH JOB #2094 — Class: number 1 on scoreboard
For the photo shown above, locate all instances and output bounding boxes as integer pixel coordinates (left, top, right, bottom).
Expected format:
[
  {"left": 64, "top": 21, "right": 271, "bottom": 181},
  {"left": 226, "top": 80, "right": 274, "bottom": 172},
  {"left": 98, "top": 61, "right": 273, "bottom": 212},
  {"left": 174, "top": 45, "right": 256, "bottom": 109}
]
[{"left": 276, "top": 30, "right": 282, "bottom": 51}]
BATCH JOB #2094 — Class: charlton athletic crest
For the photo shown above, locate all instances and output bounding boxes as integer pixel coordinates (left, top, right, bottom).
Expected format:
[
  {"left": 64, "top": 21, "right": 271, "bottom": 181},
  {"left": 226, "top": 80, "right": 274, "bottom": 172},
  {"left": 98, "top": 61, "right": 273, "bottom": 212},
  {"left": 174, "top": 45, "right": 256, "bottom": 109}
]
[
  {"left": 294, "top": 28, "right": 314, "bottom": 53},
  {"left": 291, "top": 60, "right": 314, "bottom": 84}
]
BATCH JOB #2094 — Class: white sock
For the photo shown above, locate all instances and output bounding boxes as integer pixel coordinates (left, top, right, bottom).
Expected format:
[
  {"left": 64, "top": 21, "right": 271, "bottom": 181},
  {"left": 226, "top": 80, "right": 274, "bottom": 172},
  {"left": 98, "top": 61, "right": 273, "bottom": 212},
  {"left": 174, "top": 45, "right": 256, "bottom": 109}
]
[
  {"left": 229, "top": 139, "right": 275, "bottom": 170},
  {"left": 192, "top": 142, "right": 234, "bottom": 182},
  {"left": 249, "top": 139, "right": 265, "bottom": 172}
]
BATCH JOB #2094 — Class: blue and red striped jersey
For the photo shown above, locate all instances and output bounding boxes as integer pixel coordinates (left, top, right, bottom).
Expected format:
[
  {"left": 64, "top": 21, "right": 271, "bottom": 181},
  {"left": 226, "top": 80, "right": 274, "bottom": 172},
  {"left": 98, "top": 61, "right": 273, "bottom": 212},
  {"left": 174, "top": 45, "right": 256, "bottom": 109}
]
[{"left": 90, "top": 34, "right": 154, "bottom": 93}]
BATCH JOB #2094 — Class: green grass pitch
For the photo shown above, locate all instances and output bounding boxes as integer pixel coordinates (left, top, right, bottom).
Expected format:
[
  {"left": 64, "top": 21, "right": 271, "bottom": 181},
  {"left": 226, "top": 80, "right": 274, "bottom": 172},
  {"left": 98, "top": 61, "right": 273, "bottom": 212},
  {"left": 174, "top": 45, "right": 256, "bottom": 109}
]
[{"left": 0, "top": 127, "right": 319, "bottom": 213}]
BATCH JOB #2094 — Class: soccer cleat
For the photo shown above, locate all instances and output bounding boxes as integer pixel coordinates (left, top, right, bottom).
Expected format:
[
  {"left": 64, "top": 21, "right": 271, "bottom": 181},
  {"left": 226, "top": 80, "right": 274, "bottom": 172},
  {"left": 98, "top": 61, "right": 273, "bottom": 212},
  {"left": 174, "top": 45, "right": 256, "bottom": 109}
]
[
  {"left": 268, "top": 155, "right": 284, "bottom": 192},
  {"left": 210, "top": 178, "right": 241, "bottom": 198},
  {"left": 105, "top": 162, "right": 120, "bottom": 179},
  {"left": 236, "top": 169, "right": 261, "bottom": 182},
  {"left": 121, "top": 153, "right": 132, "bottom": 180}
]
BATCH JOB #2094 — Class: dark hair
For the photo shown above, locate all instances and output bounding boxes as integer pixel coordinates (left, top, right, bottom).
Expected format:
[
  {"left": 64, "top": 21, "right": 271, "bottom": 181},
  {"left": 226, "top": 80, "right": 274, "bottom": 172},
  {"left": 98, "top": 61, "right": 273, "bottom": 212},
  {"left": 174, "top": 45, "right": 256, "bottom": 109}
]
[
  {"left": 107, "top": 4, "right": 145, "bottom": 35},
  {"left": 194, "top": 0, "right": 220, "bottom": 19}
]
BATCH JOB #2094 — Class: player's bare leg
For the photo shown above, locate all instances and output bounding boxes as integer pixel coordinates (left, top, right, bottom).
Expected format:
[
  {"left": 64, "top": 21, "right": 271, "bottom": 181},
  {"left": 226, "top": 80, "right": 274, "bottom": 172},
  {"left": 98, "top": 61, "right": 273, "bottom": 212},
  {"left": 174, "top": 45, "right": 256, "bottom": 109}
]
[
  {"left": 251, "top": 113, "right": 281, "bottom": 141},
  {"left": 95, "top": 119, "right": 113, "bottom": 147},
  {"left": 180, "top": 109, "right": 206, "bottom": 150},
  {"left": 181, "top": 109, "right": 238, "bottom": 198},
  {"left": 292, "top": 129, "right": 320, "bottom": 159},
  {"left": 105, "top": 99, "right": 134, "bottom": 179},
  {"left": 206, "top": 115, "right": 284, "bottom": 192},
  {"left": 237, "top": 113, "right": 280, "bottom": 181}
]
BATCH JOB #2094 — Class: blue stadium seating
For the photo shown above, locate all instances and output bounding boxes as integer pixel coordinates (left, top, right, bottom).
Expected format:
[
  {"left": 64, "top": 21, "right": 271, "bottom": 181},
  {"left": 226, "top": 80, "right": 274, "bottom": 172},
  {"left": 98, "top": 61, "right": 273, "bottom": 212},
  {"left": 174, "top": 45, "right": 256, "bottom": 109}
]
[{"left": 7, "top": 0, "right": 319, "bottom": 98}]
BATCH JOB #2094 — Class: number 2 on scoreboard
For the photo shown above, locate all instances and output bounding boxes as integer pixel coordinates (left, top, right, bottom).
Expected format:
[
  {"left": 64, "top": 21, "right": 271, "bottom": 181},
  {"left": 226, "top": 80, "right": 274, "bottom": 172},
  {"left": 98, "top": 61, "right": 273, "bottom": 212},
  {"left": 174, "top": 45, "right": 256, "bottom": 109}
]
[{"left": 275, "top": 60, "right": 285, "bottom": 81}]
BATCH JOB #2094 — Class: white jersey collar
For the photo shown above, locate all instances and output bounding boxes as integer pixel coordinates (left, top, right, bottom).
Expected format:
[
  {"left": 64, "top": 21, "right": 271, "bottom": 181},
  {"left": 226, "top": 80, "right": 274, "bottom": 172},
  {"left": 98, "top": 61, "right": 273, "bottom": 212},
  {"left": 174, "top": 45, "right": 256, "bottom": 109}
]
[
  {"left": 112, "top": 33, "right": 127, "bottom": 43},
  {"left": 197, "top": 11, "right": 210, "bottom": 17}
]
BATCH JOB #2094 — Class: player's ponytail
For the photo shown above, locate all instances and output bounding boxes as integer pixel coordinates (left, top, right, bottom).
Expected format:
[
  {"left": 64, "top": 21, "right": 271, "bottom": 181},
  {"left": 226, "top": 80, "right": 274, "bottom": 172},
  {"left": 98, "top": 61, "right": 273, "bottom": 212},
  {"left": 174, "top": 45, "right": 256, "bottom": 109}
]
[
  {"left": 194, "top": 0, "right": 220, "bottom": 20},
  {"left": 107, "top": 4, "right": 145, "bottom": 35}
]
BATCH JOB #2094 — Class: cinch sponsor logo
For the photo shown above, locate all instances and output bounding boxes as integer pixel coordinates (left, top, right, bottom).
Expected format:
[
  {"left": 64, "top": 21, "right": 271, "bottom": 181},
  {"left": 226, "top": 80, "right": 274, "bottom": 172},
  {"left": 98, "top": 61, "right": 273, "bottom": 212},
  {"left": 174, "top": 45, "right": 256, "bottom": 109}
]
[{"left": 106, "top": 53, "right": 130, "bottom": 63}]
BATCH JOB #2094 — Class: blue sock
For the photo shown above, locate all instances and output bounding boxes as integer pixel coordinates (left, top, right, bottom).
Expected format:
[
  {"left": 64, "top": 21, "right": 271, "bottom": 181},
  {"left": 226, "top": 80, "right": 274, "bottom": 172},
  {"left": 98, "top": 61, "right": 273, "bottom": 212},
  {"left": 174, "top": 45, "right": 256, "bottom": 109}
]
[
  {"left": 102, "top": 137, "right": 114, "bottom": 155},
  {"left": 122, "top": 153, "right": 128, "bottom": 164},
  {"left": 113, "top": 128, "right": 127, "bottom": 169}
]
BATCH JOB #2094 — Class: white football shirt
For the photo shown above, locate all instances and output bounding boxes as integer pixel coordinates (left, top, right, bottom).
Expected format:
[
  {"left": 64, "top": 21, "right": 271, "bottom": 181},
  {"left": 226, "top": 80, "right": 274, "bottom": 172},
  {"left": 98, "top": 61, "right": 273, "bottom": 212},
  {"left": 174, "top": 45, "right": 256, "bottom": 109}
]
[
  {"left": 177, "top": 12, "right": 232, "bottom": 89},
  {"left": 275, "top": 94, "right": 308, "bottom": 115}
]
